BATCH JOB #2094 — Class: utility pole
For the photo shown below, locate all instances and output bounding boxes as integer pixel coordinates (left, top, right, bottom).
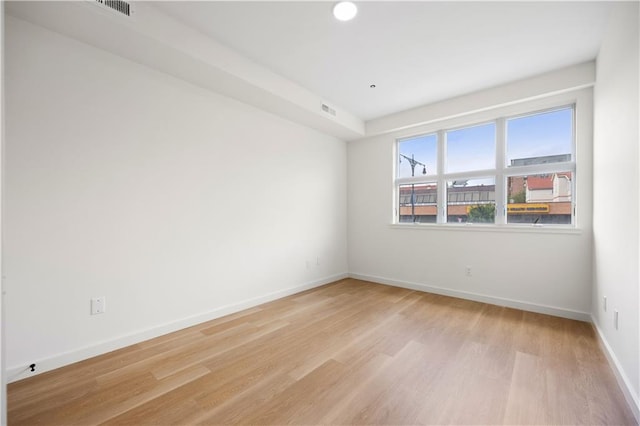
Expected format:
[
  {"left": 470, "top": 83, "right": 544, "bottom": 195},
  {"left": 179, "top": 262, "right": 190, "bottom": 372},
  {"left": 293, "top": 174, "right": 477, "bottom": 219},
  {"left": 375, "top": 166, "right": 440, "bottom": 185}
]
[{"left": 399, "top": 154, "right": 427, "bottom": 222}]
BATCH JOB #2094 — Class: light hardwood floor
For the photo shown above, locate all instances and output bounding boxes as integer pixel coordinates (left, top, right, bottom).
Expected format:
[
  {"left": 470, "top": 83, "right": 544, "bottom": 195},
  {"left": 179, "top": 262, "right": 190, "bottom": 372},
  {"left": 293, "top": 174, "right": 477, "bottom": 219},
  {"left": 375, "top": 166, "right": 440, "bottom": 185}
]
[{"left": 8, "top": 279, "right": 637, "bottom": 425}]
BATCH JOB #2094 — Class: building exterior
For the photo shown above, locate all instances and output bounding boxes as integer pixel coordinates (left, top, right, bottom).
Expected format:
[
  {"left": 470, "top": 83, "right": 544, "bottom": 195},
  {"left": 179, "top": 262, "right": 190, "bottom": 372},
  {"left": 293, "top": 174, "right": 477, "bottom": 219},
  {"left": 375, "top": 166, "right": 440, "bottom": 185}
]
[
  {"left": 509, "top": 153, "right": 570, "bottom": 166},
  {"left": 399, "top": 155, "right": 573, "bottom": 224}
]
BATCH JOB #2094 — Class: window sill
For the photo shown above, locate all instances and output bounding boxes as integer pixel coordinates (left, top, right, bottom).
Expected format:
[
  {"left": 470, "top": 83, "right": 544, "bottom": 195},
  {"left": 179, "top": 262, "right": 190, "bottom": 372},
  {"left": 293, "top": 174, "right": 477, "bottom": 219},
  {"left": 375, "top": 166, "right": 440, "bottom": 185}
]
[{"left": 389, "top": 223, "right": 583, "bottom": 235}]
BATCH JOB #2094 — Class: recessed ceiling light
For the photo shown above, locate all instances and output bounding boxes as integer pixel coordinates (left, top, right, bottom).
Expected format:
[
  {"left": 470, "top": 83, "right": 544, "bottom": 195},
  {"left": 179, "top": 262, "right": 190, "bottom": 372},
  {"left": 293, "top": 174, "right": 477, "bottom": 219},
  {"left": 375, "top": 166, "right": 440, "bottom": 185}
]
[{"left": 333, "top": 2, "right": 357, "bottom": 22}]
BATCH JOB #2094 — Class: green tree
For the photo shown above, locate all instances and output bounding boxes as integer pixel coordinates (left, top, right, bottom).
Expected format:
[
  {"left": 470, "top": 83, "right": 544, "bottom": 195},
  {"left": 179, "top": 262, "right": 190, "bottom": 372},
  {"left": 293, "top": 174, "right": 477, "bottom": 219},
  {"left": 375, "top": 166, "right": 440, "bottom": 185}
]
[
  {"left": 468, "top": 204, "right": 496, "bottom": 223},
  {"left": 510, "top": 189, "right": 526, "bottom": 204}
]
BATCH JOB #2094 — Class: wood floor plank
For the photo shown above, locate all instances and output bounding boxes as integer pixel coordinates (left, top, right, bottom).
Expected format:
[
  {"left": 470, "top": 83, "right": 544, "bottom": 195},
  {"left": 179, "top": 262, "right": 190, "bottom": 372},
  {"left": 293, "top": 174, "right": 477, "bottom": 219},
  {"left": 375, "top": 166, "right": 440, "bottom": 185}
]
[
  {"left": 7, "top": 279, "right": 636, "bottom": 425},
  {"left": 192, "top": 370, "right": 296, "bottom": 425},
  {"left": 16, "top": 371, "right": 158, "bottom": 425},
  {"left": 503, "top": 350, "right": 549, "bottom": 425},
  {"left": 242, "top": 359, "right": 349, "bottom": 425},
  {"left": 317, "top": 353, "right": 394, "bottom": 424},
  {"left": 83, "top": 365, "right": 211, "bottom": 425},
  {"left": 338, "top": 340, "right": 434, "bottom": 425}
]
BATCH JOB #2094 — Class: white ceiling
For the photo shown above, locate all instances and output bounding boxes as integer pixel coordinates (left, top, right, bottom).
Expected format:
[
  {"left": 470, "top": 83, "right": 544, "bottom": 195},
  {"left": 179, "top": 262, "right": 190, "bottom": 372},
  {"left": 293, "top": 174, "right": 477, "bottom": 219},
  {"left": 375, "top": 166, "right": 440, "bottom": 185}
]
[{"left": 155, "top": 1, "right": 613, "bottom": 121}]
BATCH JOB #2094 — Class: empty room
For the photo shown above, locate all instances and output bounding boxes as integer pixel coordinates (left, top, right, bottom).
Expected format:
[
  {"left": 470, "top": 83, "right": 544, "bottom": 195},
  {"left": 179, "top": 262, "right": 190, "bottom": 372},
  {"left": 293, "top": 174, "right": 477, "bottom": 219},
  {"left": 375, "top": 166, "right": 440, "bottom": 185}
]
[{"left": 1, "top": 1, "right": 638, "bottom": 425}]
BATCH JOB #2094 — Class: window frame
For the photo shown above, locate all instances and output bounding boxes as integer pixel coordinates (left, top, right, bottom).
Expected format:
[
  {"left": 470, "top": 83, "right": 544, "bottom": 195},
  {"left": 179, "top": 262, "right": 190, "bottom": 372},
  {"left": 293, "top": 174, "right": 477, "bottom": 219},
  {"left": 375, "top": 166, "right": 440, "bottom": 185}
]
[{"left": 394, "top": 102, "right": 577, "bottom": 229}]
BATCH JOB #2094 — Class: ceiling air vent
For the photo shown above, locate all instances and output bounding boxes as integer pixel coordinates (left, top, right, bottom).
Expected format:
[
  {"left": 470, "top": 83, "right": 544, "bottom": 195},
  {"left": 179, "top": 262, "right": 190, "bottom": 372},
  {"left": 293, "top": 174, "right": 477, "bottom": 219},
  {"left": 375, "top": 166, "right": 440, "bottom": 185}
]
[
  {"left": 92, "top": 0, "right": 133, "bottom": 17},
  {"left": 321, "top": 103, "right": 336, "bottom": 117}
]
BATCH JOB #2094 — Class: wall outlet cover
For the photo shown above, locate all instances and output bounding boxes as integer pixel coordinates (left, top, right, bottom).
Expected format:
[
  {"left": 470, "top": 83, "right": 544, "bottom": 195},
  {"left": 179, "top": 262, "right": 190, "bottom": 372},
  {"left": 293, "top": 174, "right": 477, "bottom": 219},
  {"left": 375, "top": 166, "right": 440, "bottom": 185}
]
[{"left": 91, "top": 297, "right": 106, "bottom": 315}]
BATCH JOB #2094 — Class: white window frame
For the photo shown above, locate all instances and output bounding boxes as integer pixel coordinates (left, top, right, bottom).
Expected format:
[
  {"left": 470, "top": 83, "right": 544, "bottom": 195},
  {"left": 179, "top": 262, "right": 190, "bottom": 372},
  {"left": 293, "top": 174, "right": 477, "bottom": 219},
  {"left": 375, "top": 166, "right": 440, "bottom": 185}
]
[{"left": 393, "top": 93, "right": 583, "bottom": 230}]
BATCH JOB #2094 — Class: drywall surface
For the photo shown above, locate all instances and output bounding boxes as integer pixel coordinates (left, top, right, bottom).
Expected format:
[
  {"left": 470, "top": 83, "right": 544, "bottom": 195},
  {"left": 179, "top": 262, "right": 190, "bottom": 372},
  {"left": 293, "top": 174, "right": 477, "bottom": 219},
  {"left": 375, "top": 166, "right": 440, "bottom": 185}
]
[
  {"left": 4, "top": 16, "right": 347, "bottom": 380},
  {"left": 348, "top": 76, "right": 594, "bottom": 320},
  {"left": 592, "top": 1, "right": 639, "bottom": 413},
  {"left": 5, "top": 1, "right": 364, "bottom": 141},
  {"left": 366, "top": 61, "right": 595, "bottom": 137}
]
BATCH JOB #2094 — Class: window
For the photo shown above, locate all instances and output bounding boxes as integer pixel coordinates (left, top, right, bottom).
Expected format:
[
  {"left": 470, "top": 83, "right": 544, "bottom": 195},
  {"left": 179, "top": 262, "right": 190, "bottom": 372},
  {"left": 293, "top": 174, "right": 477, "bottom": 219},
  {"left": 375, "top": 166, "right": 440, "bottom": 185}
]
[
  {"left": 399, "top": 183, "right": 437, "bottom": 223},
  {"left": 506, "top": 108, "right": 573, "bottom": 166},
  {"left": 398, "top": 134, "right": 437, "bottom": 178},
  {"left": 506, "top": 172, "right": 572, "bottom": 224},
  {"left": 446, "top": 123, "right": 495, "bottom": 173},
  {"left": 447, "top": 177, "right": 495, "bottom": 224},
  {"left": 395, "top": 105, "right": 575, "bottom": 227}
]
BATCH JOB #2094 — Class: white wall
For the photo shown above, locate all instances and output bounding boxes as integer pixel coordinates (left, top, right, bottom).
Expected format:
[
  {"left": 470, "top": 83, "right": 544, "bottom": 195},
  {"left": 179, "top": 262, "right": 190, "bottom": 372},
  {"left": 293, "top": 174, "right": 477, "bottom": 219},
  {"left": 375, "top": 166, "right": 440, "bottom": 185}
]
[
  {"left": 4, "top": 16, "right": 347, "bottom": 381},
  {"left": 366, "top": 62, "right": 595, "bottom": 137},
  {"left": 348, "top": 71, "right": 594, "bottom": 321},
  {"left": 1, "top": 2, "right": 6, "bottom": 423},
  {"left": 592, "top": 2, "right": 639, "bottom": 416},
  {"left": 5, "top": 2, "right": 364, "bottom": 141}
]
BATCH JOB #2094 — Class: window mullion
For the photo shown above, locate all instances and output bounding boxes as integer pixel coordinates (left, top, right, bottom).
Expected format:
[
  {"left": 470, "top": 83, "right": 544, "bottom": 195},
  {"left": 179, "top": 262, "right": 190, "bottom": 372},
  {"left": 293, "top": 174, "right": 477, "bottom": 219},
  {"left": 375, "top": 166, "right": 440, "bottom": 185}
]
[
  {"left": 396, "top": 175, "right": 438, "bottom": 185},
  {"left": 437, "top": 130, "right": 446, "bottom": 223},
  {"left": 495, "top": 117, "right": 506, "bottom": 224}
]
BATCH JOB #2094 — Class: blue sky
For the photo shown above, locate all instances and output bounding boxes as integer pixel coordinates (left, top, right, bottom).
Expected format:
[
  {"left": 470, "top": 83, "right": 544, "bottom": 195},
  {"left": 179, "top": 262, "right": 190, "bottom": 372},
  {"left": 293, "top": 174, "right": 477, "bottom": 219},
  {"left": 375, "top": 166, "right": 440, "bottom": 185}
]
[
  {"left": 398, "top": 107, "right": 573, "bottom": 179},
  {"left": 398, "top": 134, "right": 437, "bottom": 177},
  {"left": 446, "top": 123, "right": 495, "bottom": 173},
  {"left": 506, "top": 107, "right": 573, "bottom": 163}
]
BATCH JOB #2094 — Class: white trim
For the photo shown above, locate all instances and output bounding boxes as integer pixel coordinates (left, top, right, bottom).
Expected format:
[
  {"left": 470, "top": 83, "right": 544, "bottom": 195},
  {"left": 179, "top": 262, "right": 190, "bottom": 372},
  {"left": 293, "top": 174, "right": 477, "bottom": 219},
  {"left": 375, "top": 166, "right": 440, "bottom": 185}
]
[
  {"left": 389, "top": 223, "right": 583, "bottom": 235},
  {"left": 591, "top": 318, "right": 640, "bottom": 423},
  {"left": 6, "top": 273, "right": 348, "bottom": 383},
  {"left": 349, "top": 272, "right": 591, "bottom": 322}
]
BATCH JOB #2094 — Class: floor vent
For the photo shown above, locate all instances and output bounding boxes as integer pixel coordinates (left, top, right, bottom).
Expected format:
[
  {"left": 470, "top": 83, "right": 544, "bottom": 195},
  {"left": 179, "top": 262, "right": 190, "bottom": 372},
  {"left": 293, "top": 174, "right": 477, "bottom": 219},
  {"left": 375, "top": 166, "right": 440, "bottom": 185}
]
[{"left": 93, "top": 0, "right": 133, "bottom": 17}]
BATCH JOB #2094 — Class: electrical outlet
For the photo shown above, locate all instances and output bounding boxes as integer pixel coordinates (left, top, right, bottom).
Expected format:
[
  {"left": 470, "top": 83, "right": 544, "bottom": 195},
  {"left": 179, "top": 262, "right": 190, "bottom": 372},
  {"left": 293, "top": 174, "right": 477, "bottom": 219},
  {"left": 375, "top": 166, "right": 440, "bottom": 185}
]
[
  {"left": 603, "top": 296, "right": 607, "bottom": 312},
  {"left": 614, "top": 310, "right": 619, "bottom": 330},
  {"left": 465, "top": 266, "right": 472, "bottom": 277},
  {"left": 91, "top": 297, "right": 106, "bottom": 315}
]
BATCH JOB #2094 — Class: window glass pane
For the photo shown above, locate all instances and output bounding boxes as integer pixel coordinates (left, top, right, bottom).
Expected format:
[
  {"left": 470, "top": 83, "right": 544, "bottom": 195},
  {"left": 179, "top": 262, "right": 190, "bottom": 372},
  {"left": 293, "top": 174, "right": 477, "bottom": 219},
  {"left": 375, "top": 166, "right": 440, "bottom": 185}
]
[
  {"left": 399, "top": 183, "right": 437, "bottom": 223},
  {"left": 447, "top": 178, "right": 495, "bottom": 224},
  {"left": 506, "top": 107, "right": 573, "bottom": 166},
  {"left": 507, "top": 172, "right": 572, "bottom": 225},
  {"left": 445, "top": 123, "right": 495, "bottom": 173},
  {"left": 398, "top": 134, "right": 437, "bottom": 178}
]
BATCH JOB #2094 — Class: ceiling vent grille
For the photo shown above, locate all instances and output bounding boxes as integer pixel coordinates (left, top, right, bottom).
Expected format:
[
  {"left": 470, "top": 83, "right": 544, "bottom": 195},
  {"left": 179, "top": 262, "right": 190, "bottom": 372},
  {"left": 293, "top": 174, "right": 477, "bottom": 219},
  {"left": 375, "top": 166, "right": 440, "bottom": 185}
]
[
  {"left": 321, "top": 103, "right": 336, "bottom": 117},
  {"left": 93, "top": 0, "right": 133, "bottom": 17}
]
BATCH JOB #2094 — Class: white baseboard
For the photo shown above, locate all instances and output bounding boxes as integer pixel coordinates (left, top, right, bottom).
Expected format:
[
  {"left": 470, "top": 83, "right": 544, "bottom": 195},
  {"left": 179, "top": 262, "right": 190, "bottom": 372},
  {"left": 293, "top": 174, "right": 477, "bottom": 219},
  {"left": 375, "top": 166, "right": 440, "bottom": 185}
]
[
  {"left": 591, "top": 318, "right": 640, "bottom": 423},
  {"left": 7, "top": 272, "right": 348, "bottom": 383},
  {"left": 349, "top": 272, "right": 592, "bottom": 322}
]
